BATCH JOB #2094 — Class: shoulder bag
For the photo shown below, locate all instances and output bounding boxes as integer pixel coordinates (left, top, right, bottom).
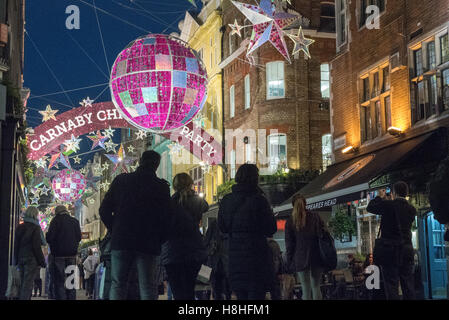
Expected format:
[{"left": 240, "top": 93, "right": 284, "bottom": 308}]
[{"left": 316, "top": 214, "right": 338, "bottom": 272}]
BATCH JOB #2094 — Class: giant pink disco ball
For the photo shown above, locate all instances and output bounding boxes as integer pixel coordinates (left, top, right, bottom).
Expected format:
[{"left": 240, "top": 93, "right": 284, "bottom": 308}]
[
  {"left": 52, "top": 169, "right": 86, "bottom": 203},
  {"left": 110, "top": 34, "right": 208, "bottom": 133}
]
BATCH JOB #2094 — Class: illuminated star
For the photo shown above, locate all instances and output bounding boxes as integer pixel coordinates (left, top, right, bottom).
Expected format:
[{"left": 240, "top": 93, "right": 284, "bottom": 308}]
[
  {"left": 39, "top": 105, "right": 59, "bottom": 122},
  {"left": 105, "top": 144, "right": 135, "bottom": 173},
  {"left": 63, "top": 134, "right": 82, "bottom": 153},
  {"left": 231, "top": 0, "right": 300, "bottom": 63},
  {"left": 35, "top": 157, "right": 48, "bottom": 169},
  {"left": 48, "top": 148, "right": 71, "bottom": 170},
  {"left": 102, "top": 162, "right": 109, "bottom": 172},
  {"left": 102, "top": 126, "right": 115, "bottom": 139},
  {"left": 73, "top": 156, "right": 81, "bottom": 164},
  {"left": 287, "top": 26, "right": 315, "bottom": 59},
  {"left": 31, "top": 197, "right": 39, "bottom": 205},
  {"left": 80, "top": 167, "right": 87, "bottom": 175},
  {"left": 130, "top": 161, "right": 139, "bottom": 172},
  {"left": 135, "top": 130, "right": 147, "bottom": 140},
  {"left": 87, "top": 130, "right": 109, "bottom": 150},
  {"left": 101, "top": 181, "right": 110, "bottom": 192},
  {"left": 127, "top": 145, "right": 135, "bottom": 153},
  {"left": 104, "top": 140, "right": 118, "bottom": 153},
  {"left": 229, "top": 19, "right": 244, "bottom": 37},
  {"left": 80, "top": 97, "right": 94, "bottom": 107},
  {"left": 40, "top": 185, "right": 51, "bottom": 196}
]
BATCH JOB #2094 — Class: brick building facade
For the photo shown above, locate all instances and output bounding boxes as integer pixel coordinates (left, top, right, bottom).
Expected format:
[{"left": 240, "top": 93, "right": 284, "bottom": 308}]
[{"left": 220, "top": 0, "right": 336, "bottom": 177}]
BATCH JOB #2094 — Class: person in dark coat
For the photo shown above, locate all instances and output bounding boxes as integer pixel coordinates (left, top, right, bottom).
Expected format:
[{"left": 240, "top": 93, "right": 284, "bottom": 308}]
[
  {"left": 46, "top": 205, "right": 82, "bottom": 300},
  {"left": 14, "top": 206, "right": 46, "bottom": 300},
  {"left": 366, "top": 181, "right": 417, "bottom": 300},
  {"left": 161, "top": 173, "right": 209, "bottom": 300},
  {"left": 218, "top": 164, "right": 277, "bottom": 300},
  {"left": 99, "top": 150, "right": 173, "bottom": 300},
  {"left": 285, "top": 194, "right": 326, "bottom": 300},
  {"left": 204, "top": 219, "right": 231, "bottom": 300}
]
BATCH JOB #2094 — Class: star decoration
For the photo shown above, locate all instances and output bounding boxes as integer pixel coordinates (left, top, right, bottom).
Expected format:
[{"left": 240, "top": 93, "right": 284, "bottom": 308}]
[
  {"left": 130, "top": 162, "right": 139, "bottom": 172},
  {"left": 102, "top": 162, "right": 110, "bottom": 172},
  {"left": 80, "top": 168, "right": 87, "bottom": 175},
  {"left": 87, "top": 130, "right": 109, "bottom": 150},
  {"left": 135, "top": 130, "right": 147, "bottom": 140},
  {"left": 127, "top": 145, "right": 135, "bottom": 153},
  {"left": 105, "top": 144, "right": 135, "bottom": 173},
  {"left": 229, "top": 19, "right": 244, "bottom": 37},
  {"left": 35, "top": 157, "right": 48, "bottom": 169},
  {"left": 31, "top": 197, "right": 40, "bottom": 205},
  {"left": 231, "top": 0, "right": 300, "bottom": 63},
  {"left": 48, "top": 147, "right": 71, "bottom": 170},
  {"left": 286, "top": 26, "right": 315, "bottom": 59},
  {"left": 104, "top": 140, "right": 118, "bottom": 153},
  {"left": 80, "top": 97, "right": 94, "bottom": 107},
  {"left": 63, "top": 134, "right": 82, "bottom": 153},
  {"left": 39, "top": 105, "right": 59, "bottom": 122},
  {"left": 85, "top": 167, "right": 102, "bottom": 192},
  {"left": 40, "top": 185, "right": 51, "bottom": 196},
  {"left": 73, "top": 156, "right": 82, "bottom": 164},
  {"left": 100, "top": 181, "right": 110, "bottom": 192},
  {"left": 102, "top": 126, "right": 115, "bottom": 139},
  {"left": 93, "top": 164, "right": 103, "bottom": 176}
]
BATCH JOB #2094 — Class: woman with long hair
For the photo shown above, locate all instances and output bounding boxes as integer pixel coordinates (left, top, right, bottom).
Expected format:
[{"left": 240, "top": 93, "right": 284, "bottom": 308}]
[
  {"left": 161, "top": 173, "right": 209, "bottom": 300},
  {"left": 285, "top": 194, "right": 326, "bottom": 300},
  {"left": 14, "top": 206, "right": 46, "bottom": 300},
  {"left": 218, "top": 164, "right": 277, "bottom": 300}
]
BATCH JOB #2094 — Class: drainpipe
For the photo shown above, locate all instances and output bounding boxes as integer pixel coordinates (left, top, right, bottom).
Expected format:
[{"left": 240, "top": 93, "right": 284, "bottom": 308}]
[{"left": 220, "top": 24, "right": 227, "bottom": 183}]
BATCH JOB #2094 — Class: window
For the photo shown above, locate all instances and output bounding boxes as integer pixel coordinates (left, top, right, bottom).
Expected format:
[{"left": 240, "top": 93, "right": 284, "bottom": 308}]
[
  {"left": 372, "top": 72, "right": 379, "bottom": 98},
  {"left": 414, "top": 49, "right": 423, "bottom": 76},
  {"left": 190, "top": 167, "right": 204, "bottom": 194},
  {"left": 244, "top": 74, "right": 250, "bottom": 109},
  {"left": 374, "top": 100, "right": 382, "bottom": 138},
  {"left": 429, "top": 75, "right": 438, "bottom": 116},
  {"left": 336, "top": 0, "right": 346, "bottom": 47},
  {"left": 442, "top": 69, "right": 449, "bottom": 111},
  {"left": 382, "top": 66, "right": 390, "bottom": 92},
  {"left": 230, "top": 149, "right": 236, "bottom": 179},
  {"left": 415, "top": 81, "right": 427, "bottom": 122},
  {"left": 428, "top": 42, "right": 436, "bottom": 70},
  {"left": 360, "top": 105, "right": 371, "bottom": 143},
  {"left": 320, "top": 3, "right": 335, "bottom": 32},
  {"left": 384, "top": 96, "right": 391, "bottom": 131},
  {"left": 363, "top": 77, "right": 370, "bottom": 102},
  {"left": 266, "top": 61, "right": 285, "bottom": 99},
  {"left": 321, "top": 63, "right": 330, "bottom": 98},
  {"left": 322, "top": 134, "right": 332, "bottom": 171},
  {"left": 441, "top": 34, "right": 449, "bottom": 64},
  {"left": 230, "top": 85, "right": 235, "bottom": 118},
  {"left": 268, "top": 134, "right": 287, "bottom": 172}
]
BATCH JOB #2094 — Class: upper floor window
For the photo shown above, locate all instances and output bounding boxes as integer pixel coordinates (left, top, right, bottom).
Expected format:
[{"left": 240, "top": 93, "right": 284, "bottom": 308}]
[
  {"left": 428, "top": 41, "right": 436, "bottom": 70},
  {"left": 190, "top": 166, "right": 204, "bottom": 194},
  {"left": 382, "top": 66, "right": 390, "bottom": 92},
  {"left": 441, "top": 33, "right": 449, "bottom": 64},
  {"left": 230, "top": 85, "right": 235, "bottom": 118},
  {"left": 414, "top": 48, "right": 423, "bottom": 77},
  {"left": 321, "top": 63, "right": 330, "bottom": 98},
  {"left": 268, "top": 134, "right": 287, "bottom": 172},
  {"left": 322, "top": 134, "right": 332, "bottom": 171},
  {"left": 320, "top": 3, "right": 335, "bottom": 33},
  {"left": 244, "top": 74, "right": 250, "bottom": 109},
  {"left": 336, "top": 0, "right": 347, "bottom": 48},
  {"left": 230, "top": 149, "right": 236, "bottom": 179},
  {"left": 266, "top": 61, "right": 285, "bottom": 100},
  {"left": 441, "top": 68, "right": 449, "bottom": 112}
]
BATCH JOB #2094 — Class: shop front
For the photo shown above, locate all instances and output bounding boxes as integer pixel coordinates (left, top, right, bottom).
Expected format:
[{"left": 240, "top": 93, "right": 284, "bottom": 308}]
[{"left": 273, "top": 129, "right": 448, "bottom": 295}]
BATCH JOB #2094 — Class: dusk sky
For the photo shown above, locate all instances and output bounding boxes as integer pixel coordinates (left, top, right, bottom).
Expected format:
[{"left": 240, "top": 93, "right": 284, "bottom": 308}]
[{"left": 24, "top": 0, "right": 198, "bottom": 128}]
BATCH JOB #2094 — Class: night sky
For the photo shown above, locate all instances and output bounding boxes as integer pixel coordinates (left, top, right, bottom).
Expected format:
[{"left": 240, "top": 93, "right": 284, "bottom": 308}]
[{"left": 24, "top": 0, "right": 199, "bottom": 165}]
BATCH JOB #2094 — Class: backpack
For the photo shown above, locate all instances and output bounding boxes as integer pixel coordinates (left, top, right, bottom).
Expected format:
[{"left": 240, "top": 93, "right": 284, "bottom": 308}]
[{"left": 429, "top": 156, "right": 449, "bottom": 224}]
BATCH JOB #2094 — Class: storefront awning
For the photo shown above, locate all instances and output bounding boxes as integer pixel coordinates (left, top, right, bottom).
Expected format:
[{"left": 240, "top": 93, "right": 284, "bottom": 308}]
[{"left": 274, "top": 132, "right": 435, "bottom": 214}]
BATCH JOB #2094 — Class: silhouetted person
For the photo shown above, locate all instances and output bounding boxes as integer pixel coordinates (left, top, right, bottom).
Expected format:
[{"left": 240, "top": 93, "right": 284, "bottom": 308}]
[
  {"left": 14, "top": 206, "right": 46, "bottom": 300},
  {"left": 367, "top": 181, "right": 417, "bottom": 300},
  {"left": 161, "top": 173, "right": 209, "bottom": 300},
  {"left": 218, "top": 164, "right": 277, "bottom": 300},
  {"left": 99, "top": 150, "right": 172, "bottom": 300},
  {"left": 46, "top": 205, "right": 81, "bottom": 300}
]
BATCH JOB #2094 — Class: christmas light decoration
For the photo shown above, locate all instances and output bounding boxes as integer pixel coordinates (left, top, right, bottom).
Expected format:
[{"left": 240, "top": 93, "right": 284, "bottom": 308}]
[
  {"left": 287, "top": 26, "right": 315, "bottom": 58},
  {"left": 39, "top": 105, "right": 59, "bottom": 122},
  {"left": 87, "top": 130, "right": 109, "bottom": 150},
  {"left": 51, "top": 169, "right": 87, "bottom": 202},
  {"left": 110, "top": 34, "right": 208, "bottom": 133},
  {"left": 231, "top": 0, "right": 300, "bottom": 63},
  {"left": 63, "top": 134, "right": 82, "bottom": 153},
  {"left": 229, "top": 19, "right": 244, "bottom": 37},
  {"left": 135, "top": 130, "right": 147, "bottom": 140},
  {"left": 80, "top": 97, "right": 94, "bottom": 107}
]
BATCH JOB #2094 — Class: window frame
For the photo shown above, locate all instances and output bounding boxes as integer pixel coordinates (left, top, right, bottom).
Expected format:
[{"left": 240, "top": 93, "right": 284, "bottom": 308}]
[
  {"left": 336, "top": 0, "right": 347, "bottom": 49},
  {"left": 321, "top": 63, "right": 330, "bottom": 99},
  {"left": 267, "top": 133, "right": 287, "bottom": 172},
  {"left": 266, "top": 61, "right": 286, "bottom": 100},
  {"left": 244, "top": 74, "right": 251, "bottom": 109},
  {"left": 230, "top": 85, "right": 235, "bottom": 118}
]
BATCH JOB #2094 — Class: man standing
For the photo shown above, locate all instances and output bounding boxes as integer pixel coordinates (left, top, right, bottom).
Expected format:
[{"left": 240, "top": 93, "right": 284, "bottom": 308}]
[
  {"left": 366, "top": 181, "right": 417, "bottom": 300},
  {"left": 46, "top": 205, "right": 82, "bottom": 300},
  {"left": 99, "top": 150, "right": 172, "bottom": 300}
]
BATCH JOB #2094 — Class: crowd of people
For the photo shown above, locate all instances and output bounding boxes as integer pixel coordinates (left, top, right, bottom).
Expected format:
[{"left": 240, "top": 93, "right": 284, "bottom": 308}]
[{"left": 11, "top": 150, "right": 419, "bottom": 300}]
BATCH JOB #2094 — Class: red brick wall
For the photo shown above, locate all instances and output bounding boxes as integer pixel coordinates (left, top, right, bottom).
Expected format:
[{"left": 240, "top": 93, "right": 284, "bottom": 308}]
[{"left": 222, "top": 0, "right": 336, "bottom": 172}]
